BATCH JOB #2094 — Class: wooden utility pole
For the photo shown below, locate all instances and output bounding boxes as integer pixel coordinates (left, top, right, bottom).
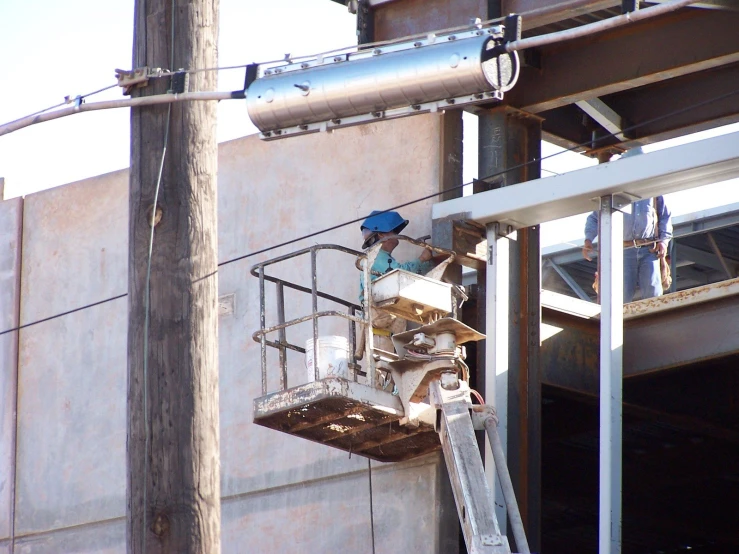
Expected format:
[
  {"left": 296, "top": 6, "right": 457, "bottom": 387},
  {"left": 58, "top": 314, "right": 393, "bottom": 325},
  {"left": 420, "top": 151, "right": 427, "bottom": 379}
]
[{"left": 127, "top": 1, "right": 221, "bottom": 553}]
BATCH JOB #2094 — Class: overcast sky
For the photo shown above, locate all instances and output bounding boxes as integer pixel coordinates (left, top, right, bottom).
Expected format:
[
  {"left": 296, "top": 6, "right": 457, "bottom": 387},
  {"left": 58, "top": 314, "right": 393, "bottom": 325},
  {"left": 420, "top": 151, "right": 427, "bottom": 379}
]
[{"left": 1, "top": 0, "right": 737, "bottom": 248}]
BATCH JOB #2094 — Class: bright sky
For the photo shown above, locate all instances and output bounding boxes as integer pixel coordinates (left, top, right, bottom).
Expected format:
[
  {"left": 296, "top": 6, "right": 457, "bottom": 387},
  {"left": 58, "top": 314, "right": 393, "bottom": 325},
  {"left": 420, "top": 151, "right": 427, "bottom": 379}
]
[
  {"left": 1, "top": 0, "right": 738, "bottom": 248},
  {"left": 0, "top": 0, "right": 356, "bottom": 197}
]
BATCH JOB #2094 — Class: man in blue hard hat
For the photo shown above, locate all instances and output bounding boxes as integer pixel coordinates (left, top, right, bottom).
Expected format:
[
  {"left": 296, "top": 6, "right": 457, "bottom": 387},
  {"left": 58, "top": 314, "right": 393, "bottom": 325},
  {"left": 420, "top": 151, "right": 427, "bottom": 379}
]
[
  {"left": 357, "top": 209, "right": 434, "bottom": 359},
  {"left": 582, "top": 147, "right": 673, "bottom": 302},
  {"left": 360, "top": 209, "right": 433, "bottom": 277}
]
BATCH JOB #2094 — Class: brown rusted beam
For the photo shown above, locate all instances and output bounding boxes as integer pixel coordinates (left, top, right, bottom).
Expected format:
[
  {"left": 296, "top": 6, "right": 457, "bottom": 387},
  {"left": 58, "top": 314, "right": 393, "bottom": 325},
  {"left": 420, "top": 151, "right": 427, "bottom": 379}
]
[
  {"left": 432, "top": 217, "right": 488, "bottom": 270},
  {"left": 503, "top": 0, "right": 620, "bottom": 30},
  {"left": 542, "top": 283, "right": 739, "bottom": 390},
  {"left": 604, "top": 62, "right": 739, "bottom": 145},
  {"left": 507, "top": 9, "right": 739, "bottom": 114}
]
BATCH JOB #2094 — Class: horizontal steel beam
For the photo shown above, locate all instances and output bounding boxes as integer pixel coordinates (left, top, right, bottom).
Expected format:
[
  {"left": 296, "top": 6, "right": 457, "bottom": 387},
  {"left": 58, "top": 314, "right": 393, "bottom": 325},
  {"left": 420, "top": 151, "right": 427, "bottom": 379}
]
[
  {"left": 506, "top": 9, "right": 739, "bottom": 114},
  {"left": 604, "top": 62, "right": 739, "bottom": 144},
  {"left": 540, "top": 280, "right": 739, "bottom": 391},
  {"left": 623, "top": 283, "right": 739, "bottom": 374},
  {"left": 575, "top": 98, "right": 625, "bottom": 140},
  {"left": 648, "top": 0, "right": 739, "bottom": 9},
  {"left": 544, "top": 203, "right": 739, "bottom": 266},
  {"left": 679, "top": 244, "right": 738, "bottom": 274},
  {"left": 433, "top": 131, "right": 739, "bottom": 228},
  {"left": 503, "top": 0, "right": 620, "bottom": 29}
]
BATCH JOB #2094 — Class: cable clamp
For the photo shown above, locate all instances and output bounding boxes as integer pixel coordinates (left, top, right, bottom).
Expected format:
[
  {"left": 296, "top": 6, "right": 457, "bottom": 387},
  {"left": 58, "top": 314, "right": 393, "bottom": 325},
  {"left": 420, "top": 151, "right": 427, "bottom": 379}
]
[
  {"left": 480, "top": 14, "right": 521, "bottom": 63},
  {"left": 115, "top": 67, "right": 165, "bottom": 96},
  {"left": 64, "top": 95, "right": 84, "bottom": 108}
]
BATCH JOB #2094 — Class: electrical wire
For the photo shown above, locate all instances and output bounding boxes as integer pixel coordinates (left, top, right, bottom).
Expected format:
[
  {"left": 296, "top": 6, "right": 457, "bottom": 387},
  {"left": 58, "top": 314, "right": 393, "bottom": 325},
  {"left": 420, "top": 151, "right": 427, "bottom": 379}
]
[
  {"left": 0, "top": 0, "right": 702, "bottom": 137},
  {"left": 3, "top": 83, "right": 120, "bottom": 130},
  {"left": 256, "top": 16, "right": 508, "bottom": 68},
  {"left": 0, "top": 69, "right": 240, "bottom": 137},
  {"left": 15, "top": 100, "right": 69, "bottom": 121},
  {"left": 1, "top": 84, "right": 738, "bottom": 338},
  {"left": 0, "top": 294, "right": 127, "bottom": 337},
  {"left": 80, "top": 83, "right": 119, "bottom": 99},
  {"left": 470, "top": 389, "right": 486, "bottom": 405},
  {"left": 250, "top": 0, "right": 694, "bottom": 69},
  {"left": 2, "top": 17, "right": 496, "bottom": 134},
  {"left": 164, "top": 63, "right": 249, "bottom": 77},
  {"left": 367, "top": 458, "right": 376, "bottom": 554}
]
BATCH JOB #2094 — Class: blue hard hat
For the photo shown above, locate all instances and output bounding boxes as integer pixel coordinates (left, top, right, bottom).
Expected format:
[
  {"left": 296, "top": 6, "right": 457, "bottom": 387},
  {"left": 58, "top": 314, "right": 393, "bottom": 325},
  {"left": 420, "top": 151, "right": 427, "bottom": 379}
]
[{"left": 360, "top": 210, "right": 409, "bottom": 249}]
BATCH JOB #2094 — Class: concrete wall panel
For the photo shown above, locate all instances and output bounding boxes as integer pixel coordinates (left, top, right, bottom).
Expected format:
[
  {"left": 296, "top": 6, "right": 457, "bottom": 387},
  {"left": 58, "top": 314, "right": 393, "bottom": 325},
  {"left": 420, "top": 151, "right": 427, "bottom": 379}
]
[
  {"left": 16, "top": 172, "right": 128, "bottom": 534},
  {"left": 0, "top": 197, "right": 23, "bottom": 541},
  {"left": 221, "top": 455, "right": 448, "bottom": 554},
  {"left": 19, "top": 170, "right": 128, "bottom": 322},
  {"left": 370, "top": 454, "right": 458, "bottom": 553},
  {"left": 15, "top": 299, "right": 127, "bottom": 534},
  {"left": 13, "top": 519, "right": 124, "bottom": 554},
  {"left": 217, "top": 115, "right": 445, "bottom": 498},
  {"left": 221, "top": 469, "right": 374, "bottom": 554},
  {"left": 9, "top": 113, "right": 449, "bottom": 549}
]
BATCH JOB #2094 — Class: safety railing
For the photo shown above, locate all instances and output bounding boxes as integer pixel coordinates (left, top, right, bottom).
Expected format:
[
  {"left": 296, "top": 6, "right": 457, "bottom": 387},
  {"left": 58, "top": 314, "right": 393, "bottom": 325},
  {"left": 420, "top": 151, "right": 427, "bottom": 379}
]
[
  {"left": 251, "top": 237, "right": 464, "bottom": 397},
  {"left": 251, "top": 244, "right": 375, "bottom": 395}
]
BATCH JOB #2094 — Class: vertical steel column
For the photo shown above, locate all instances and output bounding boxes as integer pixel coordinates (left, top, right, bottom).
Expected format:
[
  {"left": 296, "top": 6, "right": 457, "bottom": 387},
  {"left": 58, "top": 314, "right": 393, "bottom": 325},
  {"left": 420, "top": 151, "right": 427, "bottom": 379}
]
[
  {"left": 357, "top": 0, "right": 375, "bottom": 45},
  {"left": 478, "top": 106, "right": 542, "bottom": 550},
  {"left": 598, "top": 195, "right": 624, "bottom": 554},
  {"left": 486, "top": 222, "right": 510, "bottom": 531}
]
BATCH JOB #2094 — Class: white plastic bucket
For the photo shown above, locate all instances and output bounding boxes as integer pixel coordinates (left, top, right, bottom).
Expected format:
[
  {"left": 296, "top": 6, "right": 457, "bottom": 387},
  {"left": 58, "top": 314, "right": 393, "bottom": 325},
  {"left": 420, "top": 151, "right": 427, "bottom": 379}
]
[{"left": 305, "top": 336, "right": 349, "bottom": 381}]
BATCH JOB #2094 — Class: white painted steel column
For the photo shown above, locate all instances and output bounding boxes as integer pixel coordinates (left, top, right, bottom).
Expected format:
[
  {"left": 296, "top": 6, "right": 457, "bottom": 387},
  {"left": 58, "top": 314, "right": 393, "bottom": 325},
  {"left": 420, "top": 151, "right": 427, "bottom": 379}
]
[
  {"left": 598, "top": 195, "right": 624, "bottom": 554},
  {"left": 486, "top": 222, "right": 510, "bottom": 531}
]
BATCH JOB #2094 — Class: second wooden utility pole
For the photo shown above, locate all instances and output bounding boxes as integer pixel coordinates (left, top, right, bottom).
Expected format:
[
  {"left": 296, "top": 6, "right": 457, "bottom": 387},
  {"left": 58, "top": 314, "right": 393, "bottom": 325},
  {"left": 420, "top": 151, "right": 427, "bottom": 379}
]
[{"left": 127, "top": 1, "right": 221, "bottom": 553}]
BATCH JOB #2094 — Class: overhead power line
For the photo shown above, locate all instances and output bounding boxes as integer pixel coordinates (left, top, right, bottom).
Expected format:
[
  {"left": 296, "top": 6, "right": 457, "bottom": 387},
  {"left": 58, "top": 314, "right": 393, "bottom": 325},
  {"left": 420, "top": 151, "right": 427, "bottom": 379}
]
[
  {"left": 1, "top": 83, "right": 738, "bottom": 339},
  {"left": 0, "top": 91, "right": 246, "bottom": 137},
  {"left": 500, "top": 0, "right": 698, "bottom": 54},
  {"left": 0, "top": 0, "right": 700, "bottom": 138}
]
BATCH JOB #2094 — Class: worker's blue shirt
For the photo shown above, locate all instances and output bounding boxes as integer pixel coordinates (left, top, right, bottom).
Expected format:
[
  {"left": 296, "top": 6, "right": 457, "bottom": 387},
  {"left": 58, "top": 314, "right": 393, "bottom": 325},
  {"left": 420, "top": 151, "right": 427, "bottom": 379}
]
[
  {"left": 584, "top": 197, "right": 672, "bottom": 244},
  {"left": 359, "top": 249, "right": 433, "bottom": 303}
]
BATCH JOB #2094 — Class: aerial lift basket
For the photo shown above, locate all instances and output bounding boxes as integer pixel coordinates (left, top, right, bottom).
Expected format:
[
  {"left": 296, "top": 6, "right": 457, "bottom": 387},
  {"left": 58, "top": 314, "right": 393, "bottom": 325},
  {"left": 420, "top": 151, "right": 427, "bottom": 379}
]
[
  {"left": 250, "top": 238, "right": 530, "bottom": 553},
  {"left": 250, "top": 242, "right": 447, "bottom": 462}
]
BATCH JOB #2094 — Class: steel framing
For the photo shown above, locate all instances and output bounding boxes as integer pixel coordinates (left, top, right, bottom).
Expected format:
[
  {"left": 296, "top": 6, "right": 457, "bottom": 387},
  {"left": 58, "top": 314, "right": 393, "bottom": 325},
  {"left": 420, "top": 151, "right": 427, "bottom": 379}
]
[
  {"left": 432, "top": 132, "right": 739, "bottom": 553},
  {"left": 433, "top": 131, "right": 739, "bottom": 228}
]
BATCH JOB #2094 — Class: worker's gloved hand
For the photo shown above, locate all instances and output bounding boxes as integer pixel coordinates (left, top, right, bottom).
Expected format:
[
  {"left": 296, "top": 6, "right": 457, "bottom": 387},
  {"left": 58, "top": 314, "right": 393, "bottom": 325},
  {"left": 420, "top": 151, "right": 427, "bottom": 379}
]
[
  {"left": 655, "top": 241, "right": 667, "bottom": 258},
  {"left": 419, "top": 247, "right": 433, "bottom": 262},
  {"left": 582, "top": 239, "right": 594, "bottom": 261}
]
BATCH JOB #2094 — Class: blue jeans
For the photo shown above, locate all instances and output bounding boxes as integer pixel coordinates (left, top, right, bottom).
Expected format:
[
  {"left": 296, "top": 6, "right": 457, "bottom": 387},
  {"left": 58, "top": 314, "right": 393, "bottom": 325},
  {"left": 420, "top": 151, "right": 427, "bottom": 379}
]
[{"left": 623, "top": 247, "right": 662, "bottom": 302}]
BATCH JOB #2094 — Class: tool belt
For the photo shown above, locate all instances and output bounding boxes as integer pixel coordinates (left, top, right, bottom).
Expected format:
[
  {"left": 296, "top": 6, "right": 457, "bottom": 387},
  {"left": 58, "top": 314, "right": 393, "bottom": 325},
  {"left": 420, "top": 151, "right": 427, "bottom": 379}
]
[{"left": 623, "top": 238, "right": 658, "bottom": 249}]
